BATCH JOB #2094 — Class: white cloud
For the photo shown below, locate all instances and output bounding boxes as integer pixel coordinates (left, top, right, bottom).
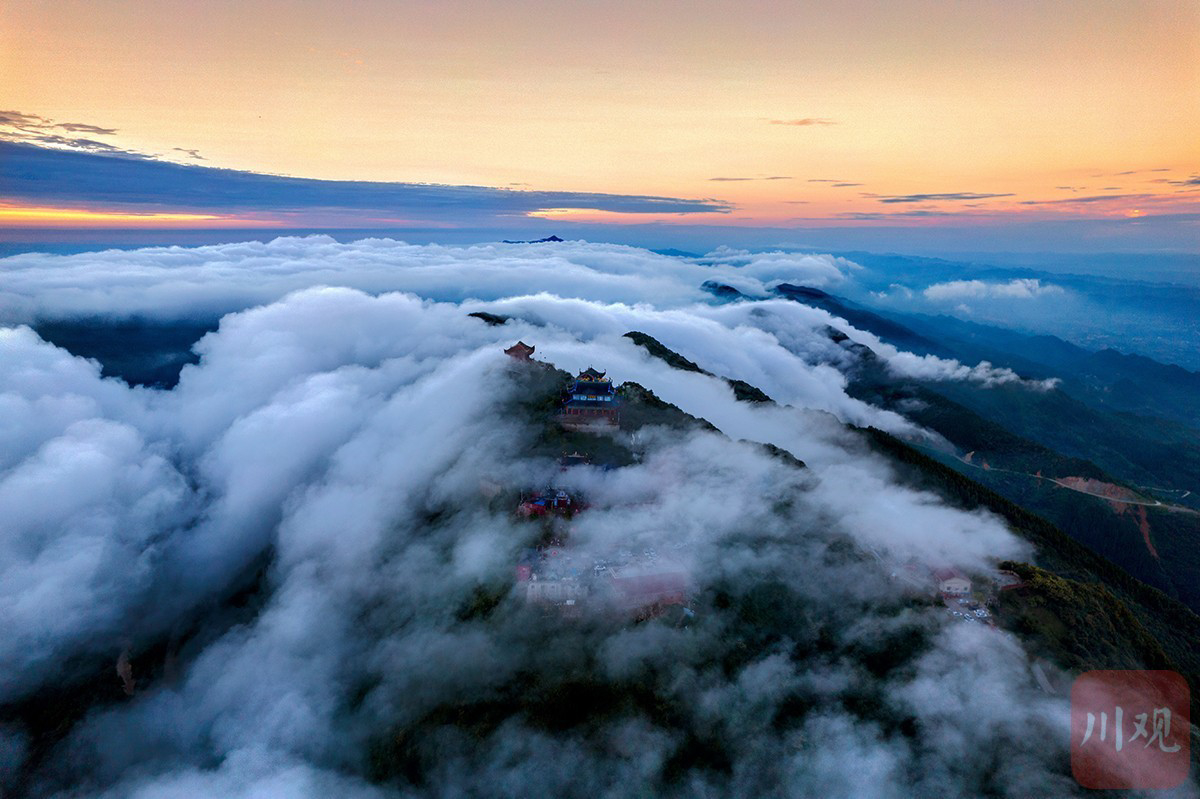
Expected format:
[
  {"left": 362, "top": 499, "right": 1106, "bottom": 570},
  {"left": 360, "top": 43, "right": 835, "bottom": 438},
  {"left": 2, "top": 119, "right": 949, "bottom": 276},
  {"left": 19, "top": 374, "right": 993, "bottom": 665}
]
[
  {"left": 0, "top": 237, "right": 856, "bottom": 326},
  {"left": 0, "top": 237, "right": 1057, "bottom": 395},
  {"left": 0, "top": 237, "right": 1102, "bottom": 797},
  {"left": 883, "top": 351, "right": 1060, "bottom": 390},
  {"left": 923, "top": 279, "right": 1065, "bottom": 302}
]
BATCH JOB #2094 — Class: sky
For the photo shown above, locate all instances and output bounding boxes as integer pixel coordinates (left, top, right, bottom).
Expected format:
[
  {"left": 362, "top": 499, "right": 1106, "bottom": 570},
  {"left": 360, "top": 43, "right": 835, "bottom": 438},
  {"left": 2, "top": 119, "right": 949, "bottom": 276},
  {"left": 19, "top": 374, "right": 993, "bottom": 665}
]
[{"left": 1, "top": 0, "right": 1198, "bottom": 252}]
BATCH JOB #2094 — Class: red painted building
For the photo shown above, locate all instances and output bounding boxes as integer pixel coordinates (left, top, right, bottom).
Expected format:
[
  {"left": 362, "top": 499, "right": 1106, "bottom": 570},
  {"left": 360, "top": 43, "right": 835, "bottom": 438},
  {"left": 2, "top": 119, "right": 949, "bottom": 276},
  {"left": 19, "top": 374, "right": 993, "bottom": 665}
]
[{"left": 518, "top": 487, "right": 577, "bottom": 517}]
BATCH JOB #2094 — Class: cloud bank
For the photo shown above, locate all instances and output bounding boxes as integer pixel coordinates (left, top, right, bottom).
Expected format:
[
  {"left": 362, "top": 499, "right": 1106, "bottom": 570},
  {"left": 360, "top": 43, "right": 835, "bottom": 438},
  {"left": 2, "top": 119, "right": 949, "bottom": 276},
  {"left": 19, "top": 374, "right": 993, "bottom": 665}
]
[
  {"left": 922, "top": 279, "right": 1066, "bottom": 302},
  {"left": 0, "top": 237, "right": 1046, "bottom": 397},
  {"left": 0, "top": 237, "right": 1118, "bottom": 798},
  {"left": 874, "top": 192, "right": 1015, "bottom": 204}
]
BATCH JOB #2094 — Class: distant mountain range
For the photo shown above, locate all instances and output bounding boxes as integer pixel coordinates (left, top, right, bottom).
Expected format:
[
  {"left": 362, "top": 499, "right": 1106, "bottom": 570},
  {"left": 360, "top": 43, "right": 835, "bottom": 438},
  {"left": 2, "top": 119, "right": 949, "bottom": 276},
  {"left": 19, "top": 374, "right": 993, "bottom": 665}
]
[
  {"left": 502, "top": 235, "right": 565, "bottom": 244},
  {"left": 752, "top": 283, "right": 1200, "bottom": 614},
  {"left": 622, "top": 328, "right": 1200, "bottom": 724}
]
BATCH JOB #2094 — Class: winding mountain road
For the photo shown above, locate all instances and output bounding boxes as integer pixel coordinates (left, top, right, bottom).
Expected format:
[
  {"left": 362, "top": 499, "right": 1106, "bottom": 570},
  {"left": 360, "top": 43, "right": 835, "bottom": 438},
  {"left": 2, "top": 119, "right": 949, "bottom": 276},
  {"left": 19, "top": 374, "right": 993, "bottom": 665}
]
[{"left": 950, "top": 453, "right": 1200, "bottom": 516}]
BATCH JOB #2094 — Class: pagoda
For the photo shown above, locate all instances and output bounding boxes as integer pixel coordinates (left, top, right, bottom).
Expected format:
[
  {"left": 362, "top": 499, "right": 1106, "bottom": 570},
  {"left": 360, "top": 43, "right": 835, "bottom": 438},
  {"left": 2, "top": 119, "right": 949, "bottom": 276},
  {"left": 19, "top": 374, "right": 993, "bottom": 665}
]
[
  {"left": 504, "top": 341, "right": 535, "bottom": 361},
  {"left": 560, "top": 367, "right": 619, "bottom": 429}
]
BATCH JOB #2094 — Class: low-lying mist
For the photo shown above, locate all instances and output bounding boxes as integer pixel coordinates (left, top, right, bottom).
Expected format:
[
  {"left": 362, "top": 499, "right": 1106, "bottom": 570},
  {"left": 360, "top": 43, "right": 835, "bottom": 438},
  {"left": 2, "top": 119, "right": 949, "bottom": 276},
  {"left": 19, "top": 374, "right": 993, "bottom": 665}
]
[{"left": 0, "top": 238, "right": 1141, "bottom": 797}]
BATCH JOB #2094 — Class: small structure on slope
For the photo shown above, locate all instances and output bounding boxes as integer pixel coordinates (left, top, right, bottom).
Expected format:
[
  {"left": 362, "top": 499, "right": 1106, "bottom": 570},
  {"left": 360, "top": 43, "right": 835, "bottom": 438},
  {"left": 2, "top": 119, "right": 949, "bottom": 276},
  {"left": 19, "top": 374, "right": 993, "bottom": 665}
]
[
  {"left": 559, "top": 451, "right": 592, "bottom": 469},
  {"left": 516, "top": 545, "right": 690, "bottom": 619},
  {"left": 608, "top": 570, "right": 689, "bottom": 620},
  {"left": 518, "top": 487, "right": 578, "bottom": 518},
  {"left": 933, "top": 567, "right": 972, "bottom": 596},
  {"left": 516, "top": 547, "right": 587, "bottom": 614},
  {"left": 994, "top": 569, "right": 1024, "bottom": 591}
]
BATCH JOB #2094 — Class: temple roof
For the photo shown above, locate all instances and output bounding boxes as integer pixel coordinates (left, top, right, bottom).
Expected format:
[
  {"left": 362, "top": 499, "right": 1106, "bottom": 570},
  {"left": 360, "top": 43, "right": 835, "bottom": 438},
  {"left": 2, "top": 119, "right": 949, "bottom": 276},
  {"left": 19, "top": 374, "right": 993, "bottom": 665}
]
[
  {"left": 578, "top": 367, "right": 606, "bottom": 379},
  {"left": 567, "top": 386, "right": 615, "bottom": 400},
  {"left": 504, "top": 341, "right": 535, "bottom": 360}
]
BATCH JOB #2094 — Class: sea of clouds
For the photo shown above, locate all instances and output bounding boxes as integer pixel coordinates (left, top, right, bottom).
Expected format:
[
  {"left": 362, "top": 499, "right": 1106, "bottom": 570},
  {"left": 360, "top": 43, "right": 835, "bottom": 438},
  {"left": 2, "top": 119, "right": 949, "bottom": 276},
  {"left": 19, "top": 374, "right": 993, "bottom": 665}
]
[{"left": 0, "top": 237, "right": 1180, "bottom": 797}]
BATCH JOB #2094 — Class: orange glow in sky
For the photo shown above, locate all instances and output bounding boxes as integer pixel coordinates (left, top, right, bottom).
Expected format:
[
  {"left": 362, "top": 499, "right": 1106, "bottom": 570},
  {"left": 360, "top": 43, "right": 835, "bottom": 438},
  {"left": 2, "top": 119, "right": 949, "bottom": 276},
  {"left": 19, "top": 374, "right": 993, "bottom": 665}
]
[
  {"left": 0, "top": 205, "right": 233, "bottom": 226},
  {"left": 0, "top": 0, "right": 1197, "bottom": 229}
]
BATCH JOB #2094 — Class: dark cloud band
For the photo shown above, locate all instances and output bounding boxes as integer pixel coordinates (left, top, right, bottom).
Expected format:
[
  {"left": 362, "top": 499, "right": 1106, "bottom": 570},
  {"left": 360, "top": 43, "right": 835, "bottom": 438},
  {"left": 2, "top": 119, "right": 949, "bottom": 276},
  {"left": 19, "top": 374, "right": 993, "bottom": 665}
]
[{"left": 0, "top": 141, "right": 731, "bottom": 221}]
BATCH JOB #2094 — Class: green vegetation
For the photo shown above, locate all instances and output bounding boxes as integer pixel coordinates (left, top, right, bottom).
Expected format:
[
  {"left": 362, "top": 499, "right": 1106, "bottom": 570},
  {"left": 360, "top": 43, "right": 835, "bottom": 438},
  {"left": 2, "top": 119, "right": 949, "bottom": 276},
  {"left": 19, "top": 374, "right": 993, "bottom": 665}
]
[
  {"left": 504, "top": 359, "right": 718, "bottom": 466},
  {"left": 15, "top": 322, "right": 1200, "bottom": 791},
  {"left": 746, "top": 441, "right": 808, "bottom": 470},
  {"left": 995, "top": 562, "right": 1174, "bottom": 673},
  {"left": 932, "top": 379, "right": 1200, "bottom": 498},
  {"left": 850, "top": 380, "right": 1111, "bottom": 481},
  {"left": 616, "top": 381, "right": 718, "bottom": 434},
  {"left": 506, "top": 361, "right": 637, "bottom": 465},
  {"left": 623, "top": 331, "right": 705, "bottom": 374},
  {"left": 864, "top": 427, "right": 1200, "bottom": 716},
  {"left": 848, "top": 351, "right": 1200, "bottom": 616},
  {"left": 367, "top": 572, "right": 932, "bottom": 791}
]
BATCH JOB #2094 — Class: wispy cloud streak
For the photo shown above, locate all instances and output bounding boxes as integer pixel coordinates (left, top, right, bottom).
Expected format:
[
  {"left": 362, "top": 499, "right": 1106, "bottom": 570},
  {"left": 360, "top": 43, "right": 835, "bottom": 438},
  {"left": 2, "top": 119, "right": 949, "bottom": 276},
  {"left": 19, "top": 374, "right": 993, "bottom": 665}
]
[{"left": 768, "top": 118, "right": 837, "bottom": 126}]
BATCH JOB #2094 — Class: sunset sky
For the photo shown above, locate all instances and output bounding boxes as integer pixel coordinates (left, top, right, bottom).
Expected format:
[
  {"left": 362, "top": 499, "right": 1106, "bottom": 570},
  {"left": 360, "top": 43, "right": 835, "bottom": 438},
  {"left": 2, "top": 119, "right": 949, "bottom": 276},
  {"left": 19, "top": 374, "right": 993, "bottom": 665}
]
[{"left": 1, "top": 0, "right": 1197, "bottom": 250}]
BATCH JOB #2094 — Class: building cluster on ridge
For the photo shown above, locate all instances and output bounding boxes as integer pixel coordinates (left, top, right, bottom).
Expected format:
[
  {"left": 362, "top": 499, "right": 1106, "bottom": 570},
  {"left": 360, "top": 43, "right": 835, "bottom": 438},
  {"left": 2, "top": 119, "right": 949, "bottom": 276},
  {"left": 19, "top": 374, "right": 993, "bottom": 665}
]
[
  {"left": 501, "top": 343, "right": 1022, "bottom": 630},
  {"left": 890, "top": 553, "right": 1026, "bottom": 628},
  {"left": 503, "top": 342, "right": 689, "bottom": 622}
]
